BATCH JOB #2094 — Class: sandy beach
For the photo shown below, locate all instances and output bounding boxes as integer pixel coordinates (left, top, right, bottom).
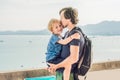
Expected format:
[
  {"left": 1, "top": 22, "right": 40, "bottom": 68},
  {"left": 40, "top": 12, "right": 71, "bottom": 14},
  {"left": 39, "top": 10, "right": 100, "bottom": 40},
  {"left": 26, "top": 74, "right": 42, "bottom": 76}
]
[{"left": 83, "top": 69, "right": 120, "bottom": 80}]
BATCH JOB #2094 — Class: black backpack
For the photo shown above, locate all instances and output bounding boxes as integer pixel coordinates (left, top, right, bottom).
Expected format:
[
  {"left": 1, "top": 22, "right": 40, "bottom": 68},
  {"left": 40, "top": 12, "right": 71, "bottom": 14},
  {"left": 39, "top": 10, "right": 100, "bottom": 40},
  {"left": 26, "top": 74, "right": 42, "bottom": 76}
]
[{"left": 75, "top": 27, "right": 92, "bottom": 76}]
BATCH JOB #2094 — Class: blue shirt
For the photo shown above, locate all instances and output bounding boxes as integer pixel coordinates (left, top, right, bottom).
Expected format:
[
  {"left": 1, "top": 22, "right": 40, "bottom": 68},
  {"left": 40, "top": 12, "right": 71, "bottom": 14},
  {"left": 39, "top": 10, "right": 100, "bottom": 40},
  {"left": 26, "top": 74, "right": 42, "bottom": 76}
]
[{"left": 46, "top": 34, "right": 62, "bottom": 62}]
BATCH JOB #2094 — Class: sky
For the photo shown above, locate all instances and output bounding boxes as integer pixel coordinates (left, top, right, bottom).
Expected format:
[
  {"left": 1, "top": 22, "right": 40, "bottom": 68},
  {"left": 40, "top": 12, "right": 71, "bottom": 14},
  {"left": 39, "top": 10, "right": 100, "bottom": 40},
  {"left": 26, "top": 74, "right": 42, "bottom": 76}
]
[{"left": 0, "top": 0, "right": 120, "bottom": 31}]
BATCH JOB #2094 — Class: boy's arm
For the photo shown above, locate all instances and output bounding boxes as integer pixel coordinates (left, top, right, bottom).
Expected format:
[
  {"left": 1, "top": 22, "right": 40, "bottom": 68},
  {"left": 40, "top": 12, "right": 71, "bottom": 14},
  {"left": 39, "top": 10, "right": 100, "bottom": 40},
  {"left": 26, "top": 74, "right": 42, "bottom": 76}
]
[{"left": 57, "top": 33, "right": 79, "bottom": 45}]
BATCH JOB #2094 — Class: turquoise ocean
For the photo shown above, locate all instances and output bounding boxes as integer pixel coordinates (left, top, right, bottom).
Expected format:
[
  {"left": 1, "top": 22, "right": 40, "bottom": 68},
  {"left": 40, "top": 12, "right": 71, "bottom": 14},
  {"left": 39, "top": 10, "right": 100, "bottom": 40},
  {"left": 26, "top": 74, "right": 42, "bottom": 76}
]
[{"left": 0, "top": 35, "right": 120, "bottom": 71}]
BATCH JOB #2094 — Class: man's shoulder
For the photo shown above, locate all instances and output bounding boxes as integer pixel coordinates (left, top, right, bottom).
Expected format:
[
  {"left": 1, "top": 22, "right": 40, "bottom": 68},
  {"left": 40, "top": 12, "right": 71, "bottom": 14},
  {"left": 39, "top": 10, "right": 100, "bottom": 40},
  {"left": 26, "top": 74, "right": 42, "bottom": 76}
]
[{"left": 69, "top": 27, "right": 81, "bottom": 35}]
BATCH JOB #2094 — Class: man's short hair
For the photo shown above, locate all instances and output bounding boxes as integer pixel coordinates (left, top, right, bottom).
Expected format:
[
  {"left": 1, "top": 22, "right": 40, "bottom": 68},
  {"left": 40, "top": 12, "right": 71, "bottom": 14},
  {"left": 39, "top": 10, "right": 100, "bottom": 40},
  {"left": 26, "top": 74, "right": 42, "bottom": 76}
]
[{"left": 59, "top": 7, "right": 79, "bottom": 24}]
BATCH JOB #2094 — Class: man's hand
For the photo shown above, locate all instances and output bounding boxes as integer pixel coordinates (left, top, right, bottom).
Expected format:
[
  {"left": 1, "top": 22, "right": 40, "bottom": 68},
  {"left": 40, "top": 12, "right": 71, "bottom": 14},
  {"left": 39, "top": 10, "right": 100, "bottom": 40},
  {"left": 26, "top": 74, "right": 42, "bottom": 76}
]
[{"left": 47, "top": 63, "right": 57, "bottom": 73}]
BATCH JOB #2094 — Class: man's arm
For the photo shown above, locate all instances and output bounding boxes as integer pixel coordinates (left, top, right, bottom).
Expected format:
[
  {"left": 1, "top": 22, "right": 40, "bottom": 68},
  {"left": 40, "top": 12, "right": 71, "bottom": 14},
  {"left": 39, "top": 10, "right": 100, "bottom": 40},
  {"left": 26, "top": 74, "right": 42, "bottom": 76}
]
[
  {"left": 56, "top": 45, "right": 79, "bottom": 68},
  {"left": 57, "top": 33, "right": 79, "bottom": 45}
]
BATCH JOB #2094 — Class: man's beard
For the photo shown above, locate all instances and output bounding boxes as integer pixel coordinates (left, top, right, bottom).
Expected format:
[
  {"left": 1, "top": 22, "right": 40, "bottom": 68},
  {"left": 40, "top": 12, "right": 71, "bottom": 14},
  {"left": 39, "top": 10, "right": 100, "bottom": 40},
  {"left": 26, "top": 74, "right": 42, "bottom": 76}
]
[
  {"left": 63, "top": 25, "right": 67, "bottom": 28},
  {"left": 60, "top": 21, "right": 67, "bottom": 28}
]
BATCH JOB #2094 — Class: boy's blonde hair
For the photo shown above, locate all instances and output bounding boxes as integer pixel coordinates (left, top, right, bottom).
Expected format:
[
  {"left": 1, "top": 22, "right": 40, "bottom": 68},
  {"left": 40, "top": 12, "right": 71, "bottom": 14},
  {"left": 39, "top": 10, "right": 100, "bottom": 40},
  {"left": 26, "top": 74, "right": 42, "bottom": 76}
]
[{"left": 48, "top": 18, "right": 60, "bottom": 32}]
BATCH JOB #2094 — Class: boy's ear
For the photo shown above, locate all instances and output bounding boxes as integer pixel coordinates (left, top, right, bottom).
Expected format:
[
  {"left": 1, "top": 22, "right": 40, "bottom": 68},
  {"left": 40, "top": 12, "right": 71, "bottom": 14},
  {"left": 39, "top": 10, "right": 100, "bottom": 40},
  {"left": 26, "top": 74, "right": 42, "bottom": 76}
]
[
  {"left": 51, "top": 30, "right": 54, "bottom": 34},
  {"left": 51, "top": 29, "right": 53, "bottom": 33}
]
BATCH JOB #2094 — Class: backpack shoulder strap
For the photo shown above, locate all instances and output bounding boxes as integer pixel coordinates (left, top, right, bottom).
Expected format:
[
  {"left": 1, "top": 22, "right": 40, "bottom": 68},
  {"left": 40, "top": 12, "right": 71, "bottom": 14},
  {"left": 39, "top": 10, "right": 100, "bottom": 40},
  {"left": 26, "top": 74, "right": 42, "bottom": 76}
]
[{"left": 78, "top": 52, "right": 85, "bottom": 68}]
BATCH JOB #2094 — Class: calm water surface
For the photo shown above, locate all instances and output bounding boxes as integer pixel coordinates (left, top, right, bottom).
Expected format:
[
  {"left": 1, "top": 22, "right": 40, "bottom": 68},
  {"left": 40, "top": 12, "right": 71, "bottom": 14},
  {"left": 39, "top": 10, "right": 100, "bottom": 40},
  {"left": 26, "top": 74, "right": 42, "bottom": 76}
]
[{"left": 0, "top": 35, "right": 120, "bottom": 71}]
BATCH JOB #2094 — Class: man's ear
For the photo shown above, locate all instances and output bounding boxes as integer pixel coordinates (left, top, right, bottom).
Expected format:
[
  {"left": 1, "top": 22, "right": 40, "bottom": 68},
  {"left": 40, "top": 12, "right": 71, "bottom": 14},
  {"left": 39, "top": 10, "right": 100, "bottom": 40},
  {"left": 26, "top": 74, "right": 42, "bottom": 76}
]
[
  {"left": 66, "top": 18, "right": 71, "bottom": 23},
  {"left": 67, "top": 19, "right": 72, "bottom": 25}
]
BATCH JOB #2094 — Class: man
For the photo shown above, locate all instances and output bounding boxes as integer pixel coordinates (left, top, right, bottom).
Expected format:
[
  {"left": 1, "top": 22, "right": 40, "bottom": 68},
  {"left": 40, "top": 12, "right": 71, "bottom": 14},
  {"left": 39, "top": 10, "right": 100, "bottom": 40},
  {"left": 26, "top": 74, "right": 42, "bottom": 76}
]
[{"left": 48, "top": 7, "right": 85, "bottom": 80}]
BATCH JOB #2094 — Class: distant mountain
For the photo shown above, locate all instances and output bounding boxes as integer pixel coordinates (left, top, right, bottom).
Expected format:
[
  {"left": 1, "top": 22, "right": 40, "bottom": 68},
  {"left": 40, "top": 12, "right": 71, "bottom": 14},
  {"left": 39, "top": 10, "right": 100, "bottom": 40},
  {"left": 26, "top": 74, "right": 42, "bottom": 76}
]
[
  {"left": 80, "top": 21, "right": 120, "bottom": 36},
  {"left": 0, "top": 29, "right": 50, "bottom": 35},
  {"left": 0, "top": 21, "right": 120, "bottom": 35}
]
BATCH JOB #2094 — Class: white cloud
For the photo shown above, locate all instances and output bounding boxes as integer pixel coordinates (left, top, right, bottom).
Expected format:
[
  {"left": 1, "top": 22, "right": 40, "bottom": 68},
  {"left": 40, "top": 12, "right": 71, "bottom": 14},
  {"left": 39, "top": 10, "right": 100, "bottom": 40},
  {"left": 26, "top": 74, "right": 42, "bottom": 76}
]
[{"left": 77, "top": 0, "right": 120, "bottom": 25}]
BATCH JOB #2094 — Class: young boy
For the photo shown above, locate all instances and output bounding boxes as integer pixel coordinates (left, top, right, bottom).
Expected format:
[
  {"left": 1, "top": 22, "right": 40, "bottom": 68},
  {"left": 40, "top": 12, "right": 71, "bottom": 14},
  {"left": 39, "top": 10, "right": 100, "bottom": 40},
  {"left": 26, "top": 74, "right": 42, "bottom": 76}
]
[{"left": 46, "top": 18, "right": 78, "bottom": 80}]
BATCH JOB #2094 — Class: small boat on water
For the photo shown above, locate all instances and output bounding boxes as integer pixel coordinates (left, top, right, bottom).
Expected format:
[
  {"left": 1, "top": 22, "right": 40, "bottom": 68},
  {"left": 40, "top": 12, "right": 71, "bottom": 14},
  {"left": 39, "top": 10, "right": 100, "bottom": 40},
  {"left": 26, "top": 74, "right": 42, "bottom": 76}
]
[
  {"left": 28, "top": 40, "right": 32, "bottom": 43},
  {"left": 0, "top": 40, "right": 4, "bottom": 42}
]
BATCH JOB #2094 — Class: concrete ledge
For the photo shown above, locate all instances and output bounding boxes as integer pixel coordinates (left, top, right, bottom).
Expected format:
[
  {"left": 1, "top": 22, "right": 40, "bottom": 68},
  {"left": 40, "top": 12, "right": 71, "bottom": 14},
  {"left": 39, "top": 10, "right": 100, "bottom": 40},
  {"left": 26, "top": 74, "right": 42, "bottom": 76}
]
[
  {"left": 0, "top": 69, "right": 53, "bottom": 80},
  {"left": 0, "top": 60, "right": 120, "bottom": 80}
]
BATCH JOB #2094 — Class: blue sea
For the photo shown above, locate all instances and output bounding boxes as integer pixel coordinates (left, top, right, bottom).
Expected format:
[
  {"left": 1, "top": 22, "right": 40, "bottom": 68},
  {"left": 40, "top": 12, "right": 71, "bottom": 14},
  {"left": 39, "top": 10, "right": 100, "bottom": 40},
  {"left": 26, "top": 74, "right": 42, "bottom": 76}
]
[{"left": 0, "top": 35, "right": 120, "bottom": 72}]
